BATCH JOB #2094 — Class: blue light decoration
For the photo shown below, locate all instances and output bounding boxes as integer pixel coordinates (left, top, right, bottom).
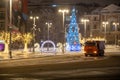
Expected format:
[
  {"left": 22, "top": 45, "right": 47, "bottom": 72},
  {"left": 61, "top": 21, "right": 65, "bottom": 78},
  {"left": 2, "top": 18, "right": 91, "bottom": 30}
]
[{"left": 66, "top": 8, "right": 81, "bottom": 51}]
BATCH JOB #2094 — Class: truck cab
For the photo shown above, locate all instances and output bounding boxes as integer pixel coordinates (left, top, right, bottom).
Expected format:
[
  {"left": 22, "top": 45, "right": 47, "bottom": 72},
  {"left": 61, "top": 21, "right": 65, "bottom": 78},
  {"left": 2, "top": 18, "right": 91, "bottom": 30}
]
[{"left": 84, "top": 40, "right": 105, "bottom": 57}]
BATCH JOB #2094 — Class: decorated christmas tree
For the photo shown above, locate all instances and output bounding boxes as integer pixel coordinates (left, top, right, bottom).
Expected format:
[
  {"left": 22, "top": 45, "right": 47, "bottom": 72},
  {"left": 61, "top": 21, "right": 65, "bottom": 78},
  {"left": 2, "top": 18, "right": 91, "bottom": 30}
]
[{"left": 66, "top": 8, "right": 81, "bottom": 51}]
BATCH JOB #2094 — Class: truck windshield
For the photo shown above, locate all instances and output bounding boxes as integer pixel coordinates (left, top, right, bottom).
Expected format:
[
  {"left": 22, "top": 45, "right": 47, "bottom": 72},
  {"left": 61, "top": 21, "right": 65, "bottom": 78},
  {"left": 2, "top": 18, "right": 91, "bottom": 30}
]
[{"left": 85, "top": 42, "right": 96, "bottom": 46}]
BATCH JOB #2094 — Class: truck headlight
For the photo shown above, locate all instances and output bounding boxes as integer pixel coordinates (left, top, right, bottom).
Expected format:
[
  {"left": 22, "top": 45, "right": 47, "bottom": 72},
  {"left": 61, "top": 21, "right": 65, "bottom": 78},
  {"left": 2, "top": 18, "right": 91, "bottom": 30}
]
[{"left": 93, "top": 51, "right": 97, "bottom": 53}]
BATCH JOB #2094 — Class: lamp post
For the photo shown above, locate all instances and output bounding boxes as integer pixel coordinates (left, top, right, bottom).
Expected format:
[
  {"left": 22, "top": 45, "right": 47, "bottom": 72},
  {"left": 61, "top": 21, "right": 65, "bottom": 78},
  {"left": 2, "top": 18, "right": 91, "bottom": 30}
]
[
  {"left": 46, "top": 22, "right": 52, "bottom": 51},
  {"left": 81, "top": 19, "right": 89, "bottom": 42},
  {"left": 30, "top": 16, "right": 39, "bottom": 53},
  {"left": 65, "top": 24, "right": 70, "bottom": 37},
  {"left": 58, "top": 9, "right": 69, "bottom": 54},
  {"left": 102, "top": 21, "right": 108, "bottom": 42},
  {"left": 113, "top": 22, "right": 119, "bottom": 46},
  {"left": 9, "top": 0, "right": 12, "bottom": 59}
]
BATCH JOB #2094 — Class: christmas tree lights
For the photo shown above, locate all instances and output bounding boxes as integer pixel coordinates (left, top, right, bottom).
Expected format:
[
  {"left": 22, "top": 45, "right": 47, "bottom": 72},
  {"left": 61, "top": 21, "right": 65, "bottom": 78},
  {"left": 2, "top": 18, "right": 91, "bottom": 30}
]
[{"left": 66, "top": 8, "right": 81, "bottom": 51}]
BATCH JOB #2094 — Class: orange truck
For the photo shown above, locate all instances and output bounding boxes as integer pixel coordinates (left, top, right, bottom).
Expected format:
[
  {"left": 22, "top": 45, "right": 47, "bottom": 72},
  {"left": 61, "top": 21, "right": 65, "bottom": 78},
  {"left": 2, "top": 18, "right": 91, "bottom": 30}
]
[{"left": 84, "top": 40, "right": 105, "bottom": 57}]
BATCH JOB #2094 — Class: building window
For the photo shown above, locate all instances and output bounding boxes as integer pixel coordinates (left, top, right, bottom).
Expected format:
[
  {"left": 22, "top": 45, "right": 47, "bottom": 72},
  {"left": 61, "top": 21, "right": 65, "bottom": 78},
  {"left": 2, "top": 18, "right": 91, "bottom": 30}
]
[
  {"left": 0, "top": 0, "right": 5, "bottom": 8},
  {"left": 102, "top": 15, "right": 106, "bottom": 21},
  {"left": 94, "top": 17, "right": 97, "bottom": 21},
  {"left": 0, "top": 12, "right": 5, "bottom": 20},
  {"left": 93, "top": 25, "right": 97, "bottom": 29}
]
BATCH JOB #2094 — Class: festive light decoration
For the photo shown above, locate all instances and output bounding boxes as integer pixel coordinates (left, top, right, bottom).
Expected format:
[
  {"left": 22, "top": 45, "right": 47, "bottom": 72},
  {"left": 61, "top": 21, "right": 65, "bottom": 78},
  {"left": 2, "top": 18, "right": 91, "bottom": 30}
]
[
  {"left": 41, "top": 40, "right": 56, "bottom": 53},
  {"left": 66, "top": 8, "right": 81, "bottom": 51}
]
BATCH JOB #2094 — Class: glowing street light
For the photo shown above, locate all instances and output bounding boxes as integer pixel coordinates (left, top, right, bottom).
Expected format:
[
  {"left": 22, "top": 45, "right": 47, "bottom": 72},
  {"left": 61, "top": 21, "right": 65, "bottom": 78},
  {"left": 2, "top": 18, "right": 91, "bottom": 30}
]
[
  {"left": 30, "top": 16, "right": 39, "bottom": 53},
  {"left": 113, "top": 22, "right": 119, "bottom": 31},
  {"left": 58, "top": 9, "right": 69, "bottom": 53},
  {"left": 102, "top": 21, "right": 108, "bottom": 41},
  {"left": 113, "top": 22, "right": 119, "bottom": 45},
  {"left": 81, "top": 19, "right": 89, "bottom": 42},
  {"left": 58, "top": 9, "right": 69, "bottom": 28},
  {"left": 46, "top": 22, "right": 52, "bottom": 51}
]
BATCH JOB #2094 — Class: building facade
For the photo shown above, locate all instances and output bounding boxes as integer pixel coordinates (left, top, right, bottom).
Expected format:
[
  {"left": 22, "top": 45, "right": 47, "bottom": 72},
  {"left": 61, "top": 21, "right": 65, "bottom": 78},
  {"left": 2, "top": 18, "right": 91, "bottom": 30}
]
[{"left": 83, "top": 4, "right": 120, "bottom": 44}]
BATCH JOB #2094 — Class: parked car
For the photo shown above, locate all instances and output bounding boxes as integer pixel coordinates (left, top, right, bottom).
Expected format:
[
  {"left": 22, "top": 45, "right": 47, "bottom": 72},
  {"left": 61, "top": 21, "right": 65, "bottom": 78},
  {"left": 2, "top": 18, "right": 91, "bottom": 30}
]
[{"left": 84, "top": 40, "right": 105, "bottom": 57}]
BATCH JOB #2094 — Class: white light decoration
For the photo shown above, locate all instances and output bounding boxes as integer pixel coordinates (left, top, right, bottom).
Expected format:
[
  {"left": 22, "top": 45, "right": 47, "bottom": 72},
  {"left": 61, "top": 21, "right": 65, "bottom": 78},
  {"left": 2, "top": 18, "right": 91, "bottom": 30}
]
[{"left": 41, "top": 40, "right": 56, "bottom": 54}]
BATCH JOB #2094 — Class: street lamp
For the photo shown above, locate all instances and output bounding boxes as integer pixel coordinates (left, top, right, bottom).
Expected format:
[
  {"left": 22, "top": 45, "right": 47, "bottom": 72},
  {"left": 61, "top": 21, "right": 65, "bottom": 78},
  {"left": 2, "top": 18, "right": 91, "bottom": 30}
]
[
  {"left": 46, "top": 22, "right": 52, "bottom": 51},
  {"left": 9, "top": 0, "right": 12, "bottom": 59},
  {"left": 58, "top": 9, "right": 69, "bottom": 53},
  {"left": 113, "top": 22, "right": 119, "bottom": 46},
  {"left": 30, "top": 16, "right": 39, "bottom": 53},
  {"left": 102, "top": 21, "right": 108, "bottom": 41},
  {"left": 46, "top": 22, "right": 52, "bottom": 40},
  {"left": 81, "top": 19, "right": 89, "bottom": 42}
]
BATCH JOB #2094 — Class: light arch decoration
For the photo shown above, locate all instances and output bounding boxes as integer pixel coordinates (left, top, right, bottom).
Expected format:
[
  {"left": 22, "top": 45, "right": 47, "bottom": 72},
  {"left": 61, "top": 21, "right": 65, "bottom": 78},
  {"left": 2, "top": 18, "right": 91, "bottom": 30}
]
[{"left": 41, "top": 40, "right": 56, "bottom": 54}]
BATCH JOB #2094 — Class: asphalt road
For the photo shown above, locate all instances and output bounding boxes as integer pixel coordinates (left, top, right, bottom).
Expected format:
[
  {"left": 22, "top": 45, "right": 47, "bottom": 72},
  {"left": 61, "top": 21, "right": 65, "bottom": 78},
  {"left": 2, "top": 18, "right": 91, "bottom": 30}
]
[{"left": 0, "top": 54, "right": 120, "bottom": 80}]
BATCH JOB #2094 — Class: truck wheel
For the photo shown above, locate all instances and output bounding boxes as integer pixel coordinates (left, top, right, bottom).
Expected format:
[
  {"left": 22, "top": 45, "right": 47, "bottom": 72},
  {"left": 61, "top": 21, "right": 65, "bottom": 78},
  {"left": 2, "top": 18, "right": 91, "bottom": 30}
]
[{"left": 99, "top": 50, "right": 104, "bottom": 56}]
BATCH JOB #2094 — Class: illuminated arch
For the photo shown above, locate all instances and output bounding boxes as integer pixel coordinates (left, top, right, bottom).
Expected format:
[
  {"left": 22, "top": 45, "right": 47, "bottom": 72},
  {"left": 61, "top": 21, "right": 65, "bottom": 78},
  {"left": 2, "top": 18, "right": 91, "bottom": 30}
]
[{"left": 41, "top": 40, "right": 56, "bottom": 53}]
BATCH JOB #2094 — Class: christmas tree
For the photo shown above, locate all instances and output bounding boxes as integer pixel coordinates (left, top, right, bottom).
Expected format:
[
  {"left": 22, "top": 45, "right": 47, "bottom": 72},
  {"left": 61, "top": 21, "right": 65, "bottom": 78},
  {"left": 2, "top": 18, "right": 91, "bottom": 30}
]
[{"left": 66, "top": 8, "right": 81, "bottom": 51}]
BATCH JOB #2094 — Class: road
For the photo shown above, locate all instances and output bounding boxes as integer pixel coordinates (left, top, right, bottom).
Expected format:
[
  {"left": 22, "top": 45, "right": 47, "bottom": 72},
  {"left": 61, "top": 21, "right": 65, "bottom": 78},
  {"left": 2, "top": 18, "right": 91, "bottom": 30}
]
[{"left": 0, "top": 53, "right": 120, "bottom": 80}]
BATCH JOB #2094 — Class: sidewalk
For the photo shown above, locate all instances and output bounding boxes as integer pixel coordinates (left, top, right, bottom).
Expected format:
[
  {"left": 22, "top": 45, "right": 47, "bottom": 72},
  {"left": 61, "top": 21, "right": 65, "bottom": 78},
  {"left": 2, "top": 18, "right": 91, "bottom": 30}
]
[
  {"left": 105, "top": 45, "right": 120, "bottom": 52},
  {"left": 0, "top": 45, "right": 120, "bottom": 60},
  {"left": 105, "top": 45, "right": 120, "bottom": 55}
]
